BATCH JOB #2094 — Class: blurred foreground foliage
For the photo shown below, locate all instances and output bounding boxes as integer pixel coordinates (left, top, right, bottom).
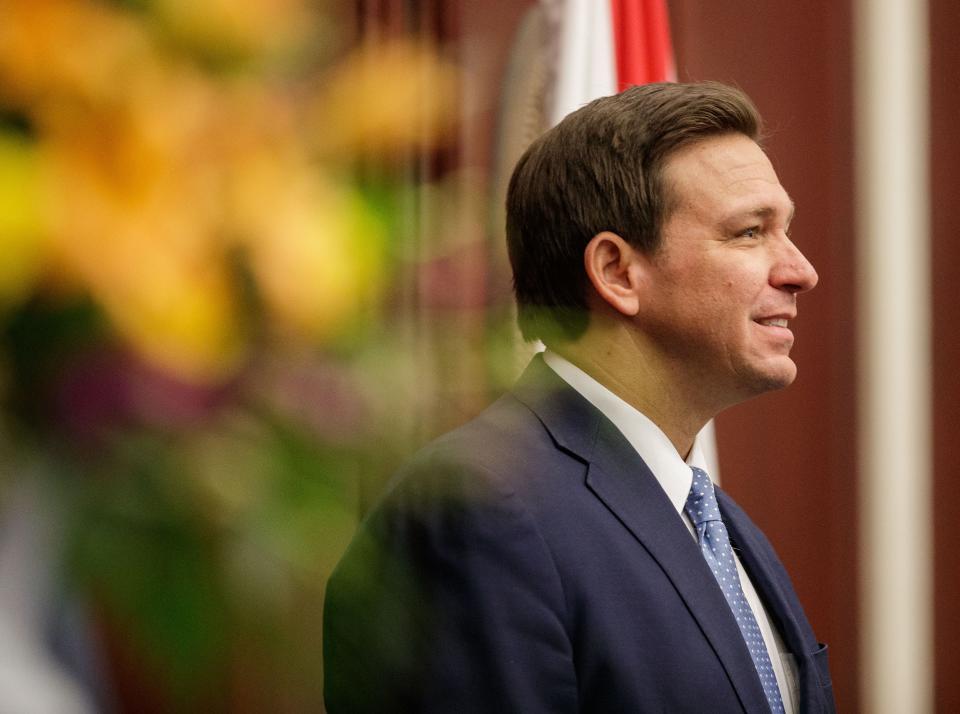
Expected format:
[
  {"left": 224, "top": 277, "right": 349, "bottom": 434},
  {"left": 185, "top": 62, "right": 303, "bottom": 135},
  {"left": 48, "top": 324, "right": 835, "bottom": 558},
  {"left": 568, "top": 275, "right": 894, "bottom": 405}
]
[{"left": 0, "top": 0, "right": 470, "bottom": 709}]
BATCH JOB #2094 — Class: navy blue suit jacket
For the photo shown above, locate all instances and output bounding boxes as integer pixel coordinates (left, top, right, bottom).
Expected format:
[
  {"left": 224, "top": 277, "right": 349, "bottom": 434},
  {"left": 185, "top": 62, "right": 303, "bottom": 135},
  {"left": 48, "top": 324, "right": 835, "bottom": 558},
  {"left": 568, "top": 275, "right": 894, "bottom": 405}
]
[{"left": 324, "top": 356, "right": 836, "bottom": 713}]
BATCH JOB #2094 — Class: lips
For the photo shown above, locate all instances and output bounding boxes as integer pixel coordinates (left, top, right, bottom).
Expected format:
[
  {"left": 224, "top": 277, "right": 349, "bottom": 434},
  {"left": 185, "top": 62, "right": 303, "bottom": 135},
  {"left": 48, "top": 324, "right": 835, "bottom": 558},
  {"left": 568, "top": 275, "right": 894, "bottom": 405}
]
[{"left": 753, "top": 309, "right": 795, "bottom": 328}]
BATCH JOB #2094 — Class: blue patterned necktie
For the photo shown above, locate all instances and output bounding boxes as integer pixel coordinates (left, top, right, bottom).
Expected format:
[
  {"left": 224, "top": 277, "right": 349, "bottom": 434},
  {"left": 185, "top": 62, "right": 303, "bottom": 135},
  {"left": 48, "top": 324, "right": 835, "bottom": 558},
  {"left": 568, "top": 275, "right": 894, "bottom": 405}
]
[{"left": 685, "top": 467, "right": 785, "bottom": 714}]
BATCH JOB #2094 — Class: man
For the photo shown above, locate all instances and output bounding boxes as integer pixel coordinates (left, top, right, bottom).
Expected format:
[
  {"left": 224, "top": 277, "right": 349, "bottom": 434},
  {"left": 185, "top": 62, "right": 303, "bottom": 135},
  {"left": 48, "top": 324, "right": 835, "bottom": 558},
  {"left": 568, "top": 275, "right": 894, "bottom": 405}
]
[{"left": 324, "top": 82, "right": 836, "bottom": 713}]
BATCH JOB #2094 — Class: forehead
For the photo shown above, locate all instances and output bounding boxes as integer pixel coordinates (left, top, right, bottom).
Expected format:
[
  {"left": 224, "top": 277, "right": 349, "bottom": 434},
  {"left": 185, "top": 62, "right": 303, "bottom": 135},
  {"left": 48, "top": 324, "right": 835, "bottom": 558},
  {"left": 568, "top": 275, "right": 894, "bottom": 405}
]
[{"left": 662, "top": 133, "right": 792, "bottom": 221}]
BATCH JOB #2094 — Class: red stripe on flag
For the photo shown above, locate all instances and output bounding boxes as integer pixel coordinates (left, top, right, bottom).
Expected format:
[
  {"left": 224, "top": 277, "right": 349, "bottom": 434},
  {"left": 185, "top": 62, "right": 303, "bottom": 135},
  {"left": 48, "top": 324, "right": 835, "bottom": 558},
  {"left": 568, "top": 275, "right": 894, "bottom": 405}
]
[{"left": 610, "top": 0, "right": 675, "bottom": 89}]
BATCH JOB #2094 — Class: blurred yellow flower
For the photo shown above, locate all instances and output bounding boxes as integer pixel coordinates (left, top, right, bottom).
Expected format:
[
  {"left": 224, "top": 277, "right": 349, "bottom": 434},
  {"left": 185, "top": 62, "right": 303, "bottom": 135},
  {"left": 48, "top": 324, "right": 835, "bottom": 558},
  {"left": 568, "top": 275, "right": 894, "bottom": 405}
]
[
  {"left": 0, "top": 0, "right": 157, "bottom": 109},
  {"left": 238, "top": 168, "right": 387, "bottom": 341},
  {"left": 106, "top": 261, "right": 242, "bottom": 384},
  {"left": 0, "top": 133, "right": 45, "bottom": 309},
  {"left": 38, "top": 79, "right": 244, "bottom": 381},
  {"left": 150, "top": 0, "right": 317, "bottom": 65},
  {"left": 0, "top": 0, "right": 458, "bottom": 381},
  {"left": 43, "top": 184, "right": 243, "bottom": 382},
  {"left": 312, "top": 40, "right": 460, "bottom": 160}
]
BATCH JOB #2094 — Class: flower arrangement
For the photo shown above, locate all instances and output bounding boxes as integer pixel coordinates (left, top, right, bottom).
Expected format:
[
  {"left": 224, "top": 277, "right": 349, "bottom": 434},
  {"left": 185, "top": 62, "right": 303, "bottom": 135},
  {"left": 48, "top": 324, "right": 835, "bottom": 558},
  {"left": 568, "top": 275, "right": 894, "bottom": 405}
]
[{"left": 0, "top": 0, "right": 464, "bottom": 708}]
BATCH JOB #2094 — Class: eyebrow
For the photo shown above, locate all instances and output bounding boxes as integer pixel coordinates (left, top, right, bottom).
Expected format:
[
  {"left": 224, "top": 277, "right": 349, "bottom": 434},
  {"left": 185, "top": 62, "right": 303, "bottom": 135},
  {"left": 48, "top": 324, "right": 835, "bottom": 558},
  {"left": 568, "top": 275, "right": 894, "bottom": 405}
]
[{"left": 728, "top": 201, "right": 796, "bottom": 224}]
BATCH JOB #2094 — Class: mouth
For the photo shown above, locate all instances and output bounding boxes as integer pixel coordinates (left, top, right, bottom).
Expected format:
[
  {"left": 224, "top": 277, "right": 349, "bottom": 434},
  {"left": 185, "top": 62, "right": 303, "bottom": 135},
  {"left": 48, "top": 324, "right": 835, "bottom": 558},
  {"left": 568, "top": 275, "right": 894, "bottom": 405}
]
[{"left": 752, "top": 315, "right": 796, "bottom": 346}]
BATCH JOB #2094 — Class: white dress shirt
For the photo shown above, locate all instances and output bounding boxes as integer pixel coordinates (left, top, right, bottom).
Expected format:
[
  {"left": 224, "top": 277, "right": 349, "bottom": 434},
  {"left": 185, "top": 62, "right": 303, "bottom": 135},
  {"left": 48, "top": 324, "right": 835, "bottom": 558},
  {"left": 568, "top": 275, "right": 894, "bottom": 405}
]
[{"left": 543, "top": 350, "right": 799, "bottom": 713}]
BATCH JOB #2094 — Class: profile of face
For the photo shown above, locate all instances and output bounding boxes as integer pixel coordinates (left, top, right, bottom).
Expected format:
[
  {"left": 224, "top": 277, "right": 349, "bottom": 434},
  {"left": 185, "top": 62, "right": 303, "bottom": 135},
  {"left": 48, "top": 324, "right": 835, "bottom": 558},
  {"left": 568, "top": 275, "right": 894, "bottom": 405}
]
[{"left": 636, "top": 132, "right": 819, "bottom": 407}]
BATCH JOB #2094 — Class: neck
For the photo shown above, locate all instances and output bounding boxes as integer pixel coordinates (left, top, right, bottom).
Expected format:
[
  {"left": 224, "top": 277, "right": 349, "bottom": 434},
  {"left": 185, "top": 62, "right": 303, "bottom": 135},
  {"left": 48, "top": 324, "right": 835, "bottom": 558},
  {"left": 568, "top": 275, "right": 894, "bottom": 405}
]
[{"left": 549, "top": 321, "right": 719, "bottom": 458}]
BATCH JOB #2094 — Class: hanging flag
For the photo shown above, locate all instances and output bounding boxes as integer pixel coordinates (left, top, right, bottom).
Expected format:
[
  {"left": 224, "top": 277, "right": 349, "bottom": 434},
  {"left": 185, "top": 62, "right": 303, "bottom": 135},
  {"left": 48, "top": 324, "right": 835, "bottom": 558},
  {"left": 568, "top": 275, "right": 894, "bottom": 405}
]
[
  {"left": 546, "top": 0, "right": 676, "bottom": 126},
  {"left": 610, "top": 0, "right": 676, "bottom": 88}
]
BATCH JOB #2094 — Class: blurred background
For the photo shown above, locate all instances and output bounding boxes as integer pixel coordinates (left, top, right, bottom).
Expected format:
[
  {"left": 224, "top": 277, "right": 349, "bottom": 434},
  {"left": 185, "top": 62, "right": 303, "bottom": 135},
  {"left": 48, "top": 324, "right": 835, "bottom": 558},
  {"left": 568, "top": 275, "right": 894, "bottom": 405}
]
[{"left": 0, "top": 0, "right": 955, "bottom": 712}]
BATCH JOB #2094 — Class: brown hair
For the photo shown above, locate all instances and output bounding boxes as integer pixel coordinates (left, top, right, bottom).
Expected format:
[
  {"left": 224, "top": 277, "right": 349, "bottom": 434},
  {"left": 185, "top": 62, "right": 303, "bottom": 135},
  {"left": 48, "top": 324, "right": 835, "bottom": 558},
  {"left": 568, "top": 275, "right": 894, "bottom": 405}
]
[{"left": 506, "top": 81, "right": 762, "bottom": 343}]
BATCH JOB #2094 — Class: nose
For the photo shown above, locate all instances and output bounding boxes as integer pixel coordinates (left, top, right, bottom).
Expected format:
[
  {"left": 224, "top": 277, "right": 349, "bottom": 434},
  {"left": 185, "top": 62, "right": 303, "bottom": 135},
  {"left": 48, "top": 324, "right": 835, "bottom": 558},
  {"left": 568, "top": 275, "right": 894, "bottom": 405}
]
[{"left": 771, "top": 237, "right": 818, "bottom": 294}]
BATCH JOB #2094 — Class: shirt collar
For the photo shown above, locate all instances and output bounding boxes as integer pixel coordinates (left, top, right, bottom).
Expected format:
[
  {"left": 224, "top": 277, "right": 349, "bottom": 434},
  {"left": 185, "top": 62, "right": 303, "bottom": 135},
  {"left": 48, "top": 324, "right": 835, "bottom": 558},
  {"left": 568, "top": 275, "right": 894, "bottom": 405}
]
[{"left": 542, "top": 350, "right": 709, "bottom": 516}]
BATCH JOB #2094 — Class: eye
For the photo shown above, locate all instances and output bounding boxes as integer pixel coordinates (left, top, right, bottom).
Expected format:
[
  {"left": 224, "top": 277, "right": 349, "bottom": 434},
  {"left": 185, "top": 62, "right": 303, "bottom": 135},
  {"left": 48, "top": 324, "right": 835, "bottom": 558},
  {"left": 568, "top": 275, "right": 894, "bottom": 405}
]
[{"left": 739, "top": 226, "right": 761, "bottom": 239}]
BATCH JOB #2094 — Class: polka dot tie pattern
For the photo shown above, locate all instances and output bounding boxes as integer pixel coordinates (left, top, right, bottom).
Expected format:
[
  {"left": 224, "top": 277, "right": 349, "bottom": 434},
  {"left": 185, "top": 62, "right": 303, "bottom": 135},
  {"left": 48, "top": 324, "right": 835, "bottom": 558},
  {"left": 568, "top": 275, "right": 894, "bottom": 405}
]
[{"left": 685, "top": 467, "right": 785, "bottom": 714}]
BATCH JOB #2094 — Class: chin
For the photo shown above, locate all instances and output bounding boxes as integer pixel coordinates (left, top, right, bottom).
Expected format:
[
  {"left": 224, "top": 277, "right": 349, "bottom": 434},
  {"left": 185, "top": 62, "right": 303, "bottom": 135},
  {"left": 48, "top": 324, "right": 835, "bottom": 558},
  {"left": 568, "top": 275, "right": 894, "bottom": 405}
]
[{"left": 740, "top": 358, "right": 798, "bottom": 395}]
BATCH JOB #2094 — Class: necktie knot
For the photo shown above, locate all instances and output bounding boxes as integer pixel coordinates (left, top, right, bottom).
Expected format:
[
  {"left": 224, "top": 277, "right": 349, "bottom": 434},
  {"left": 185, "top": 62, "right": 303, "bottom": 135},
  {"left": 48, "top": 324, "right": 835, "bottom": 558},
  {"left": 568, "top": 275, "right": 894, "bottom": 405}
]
[{"left": 684, "top": 466, "right": 722, "bottom": 526}]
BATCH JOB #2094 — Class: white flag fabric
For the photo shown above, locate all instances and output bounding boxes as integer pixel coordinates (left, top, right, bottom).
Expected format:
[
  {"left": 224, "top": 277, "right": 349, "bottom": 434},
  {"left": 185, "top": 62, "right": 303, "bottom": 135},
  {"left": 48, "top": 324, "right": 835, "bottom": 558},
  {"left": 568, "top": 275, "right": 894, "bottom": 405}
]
[{"left": 546, "top": 0, "right": 617, "bottom": 125}]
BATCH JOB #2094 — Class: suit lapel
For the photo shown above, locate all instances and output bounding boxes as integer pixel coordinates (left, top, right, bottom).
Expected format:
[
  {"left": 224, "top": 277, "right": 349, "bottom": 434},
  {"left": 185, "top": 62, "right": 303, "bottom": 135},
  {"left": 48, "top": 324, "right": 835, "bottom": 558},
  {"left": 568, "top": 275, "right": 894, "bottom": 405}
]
[
  {"left": 719, "top": 492, "right": 809, "bottom": 658},
  {"left": 720, "top": 491, "right": 828, "bottom": 713},
  {"left": 512, "top": 357, "right": 771, "bottom": 714}
]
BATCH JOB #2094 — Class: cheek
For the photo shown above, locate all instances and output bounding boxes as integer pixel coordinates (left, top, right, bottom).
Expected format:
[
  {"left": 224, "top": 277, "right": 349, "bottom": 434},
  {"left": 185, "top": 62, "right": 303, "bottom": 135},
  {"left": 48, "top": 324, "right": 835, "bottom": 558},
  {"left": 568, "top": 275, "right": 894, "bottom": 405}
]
[{"left": 717, "top": 266, "right": 766, "bottom": 306}]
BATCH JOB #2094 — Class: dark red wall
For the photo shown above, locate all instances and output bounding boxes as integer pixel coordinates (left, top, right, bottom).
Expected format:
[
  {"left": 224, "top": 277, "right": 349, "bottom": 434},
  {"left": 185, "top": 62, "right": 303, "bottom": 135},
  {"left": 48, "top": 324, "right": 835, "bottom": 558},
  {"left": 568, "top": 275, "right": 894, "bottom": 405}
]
[{"left": 931, "top": 0, "right": 960, "bottom": 710}]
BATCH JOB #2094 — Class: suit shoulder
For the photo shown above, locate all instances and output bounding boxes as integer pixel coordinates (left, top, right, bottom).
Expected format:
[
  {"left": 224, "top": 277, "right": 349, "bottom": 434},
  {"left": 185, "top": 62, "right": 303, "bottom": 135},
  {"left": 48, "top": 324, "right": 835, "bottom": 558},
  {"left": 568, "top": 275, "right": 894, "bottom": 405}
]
[
  {"left": 324, "top": 391, "right": 577, "bottom": 711},
  {"left": 389, "top": 391, "right": 581, "bottom": 504}
]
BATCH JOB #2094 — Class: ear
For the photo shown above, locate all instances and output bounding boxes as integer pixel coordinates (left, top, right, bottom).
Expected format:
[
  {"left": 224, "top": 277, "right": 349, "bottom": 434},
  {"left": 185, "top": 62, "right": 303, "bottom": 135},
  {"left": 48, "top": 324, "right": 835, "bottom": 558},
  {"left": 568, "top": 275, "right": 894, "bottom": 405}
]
[{"left": 583, "top": 231, "right": 644, "bottom": 317}]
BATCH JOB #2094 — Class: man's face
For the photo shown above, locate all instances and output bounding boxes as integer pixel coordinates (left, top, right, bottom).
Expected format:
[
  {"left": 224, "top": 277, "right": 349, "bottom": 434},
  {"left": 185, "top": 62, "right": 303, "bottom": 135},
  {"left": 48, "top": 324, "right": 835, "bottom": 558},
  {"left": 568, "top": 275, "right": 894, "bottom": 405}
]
[{"left": 636, "top": 132, "right": 818, "bottom": 406}]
